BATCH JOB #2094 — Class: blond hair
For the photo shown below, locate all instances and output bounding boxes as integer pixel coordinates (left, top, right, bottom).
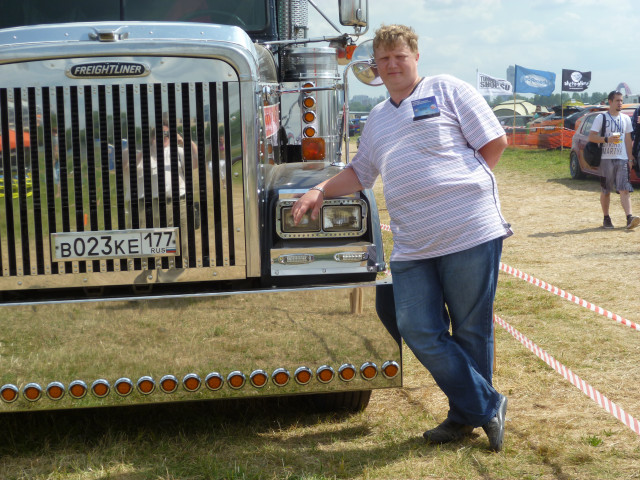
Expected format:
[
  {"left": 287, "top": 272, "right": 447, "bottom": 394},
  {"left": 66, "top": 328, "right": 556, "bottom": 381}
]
[{"left": 373, "top": 24, "right": 419, "bottom": 55}]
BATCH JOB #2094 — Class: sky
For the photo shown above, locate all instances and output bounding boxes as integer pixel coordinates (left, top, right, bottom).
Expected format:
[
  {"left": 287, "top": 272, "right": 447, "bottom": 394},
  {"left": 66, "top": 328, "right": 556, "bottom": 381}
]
[{"left": 307, "top": 0, "right": 640, "bottom": 100}]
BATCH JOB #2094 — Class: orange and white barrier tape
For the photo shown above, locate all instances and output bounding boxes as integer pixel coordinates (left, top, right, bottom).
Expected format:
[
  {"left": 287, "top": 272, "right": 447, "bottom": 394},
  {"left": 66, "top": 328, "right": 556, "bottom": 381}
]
[
  {"left": 500, "top": 263, "right": 640, "bottom": 332},
  {"left": 495, "top": 314, "right": 640, "bottom": 436}
]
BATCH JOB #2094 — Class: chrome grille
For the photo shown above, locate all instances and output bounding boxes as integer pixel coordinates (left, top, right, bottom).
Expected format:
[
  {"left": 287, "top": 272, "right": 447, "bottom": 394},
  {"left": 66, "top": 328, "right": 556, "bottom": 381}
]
[{"left": 0, "top": 72, "right": 246, "bottom": 291}]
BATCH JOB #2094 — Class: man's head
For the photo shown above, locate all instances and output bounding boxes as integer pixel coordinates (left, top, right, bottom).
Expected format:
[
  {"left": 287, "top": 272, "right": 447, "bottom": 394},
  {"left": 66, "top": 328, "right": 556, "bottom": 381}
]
[
  {"left": 373, "top": 24, "right": 419, "bottom": 55},
  {"left": 372, "top": 25, "right": 420, "bottom": 100},
  {"left": 608, "top": 90, "right": 623, "bottom": 113}
]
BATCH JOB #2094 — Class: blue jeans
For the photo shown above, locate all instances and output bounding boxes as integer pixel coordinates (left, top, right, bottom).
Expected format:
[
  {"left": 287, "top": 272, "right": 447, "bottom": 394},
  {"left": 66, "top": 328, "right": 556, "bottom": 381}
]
[{"left": 389, "top": 237, "right": 503, "bottom": 427}]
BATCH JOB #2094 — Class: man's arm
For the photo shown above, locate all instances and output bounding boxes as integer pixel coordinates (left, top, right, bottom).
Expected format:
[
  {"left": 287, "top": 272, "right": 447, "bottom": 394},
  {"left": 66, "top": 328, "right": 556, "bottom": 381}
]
[
  {"left": 292, "top": 168, "right": 363, "bottom": 225},
  {"left": 478, "top": 135, "right": 508, "bottom": 170}
]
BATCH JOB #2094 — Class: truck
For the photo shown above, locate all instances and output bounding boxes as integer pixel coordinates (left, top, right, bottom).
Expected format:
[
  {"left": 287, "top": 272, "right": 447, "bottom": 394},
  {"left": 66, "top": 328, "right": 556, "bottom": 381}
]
[{"left": 0, "top": 0, "right": 400, "bottom": 413}]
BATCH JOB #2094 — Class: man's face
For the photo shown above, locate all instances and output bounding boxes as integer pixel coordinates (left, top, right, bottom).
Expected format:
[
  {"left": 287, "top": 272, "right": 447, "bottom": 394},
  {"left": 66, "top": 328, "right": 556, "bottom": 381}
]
[
  {"left": 373, "top": 41, "right": 419, "bottom": 94},
  {"left": 609, "top": 94, "right": 623, "bottom": 112}
]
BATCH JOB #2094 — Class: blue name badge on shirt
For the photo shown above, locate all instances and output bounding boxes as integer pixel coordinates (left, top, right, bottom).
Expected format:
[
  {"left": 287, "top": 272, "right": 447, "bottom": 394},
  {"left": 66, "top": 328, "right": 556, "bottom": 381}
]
[{"left": 412, "top": 96, "right": 440, "bottom": 121}]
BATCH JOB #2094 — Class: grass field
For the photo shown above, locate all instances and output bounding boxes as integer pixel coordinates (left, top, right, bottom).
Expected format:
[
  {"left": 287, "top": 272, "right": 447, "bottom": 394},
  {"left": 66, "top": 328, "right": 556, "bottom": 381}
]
[{"left": 1, "top": 148, "right": 639, "bottom": 479}]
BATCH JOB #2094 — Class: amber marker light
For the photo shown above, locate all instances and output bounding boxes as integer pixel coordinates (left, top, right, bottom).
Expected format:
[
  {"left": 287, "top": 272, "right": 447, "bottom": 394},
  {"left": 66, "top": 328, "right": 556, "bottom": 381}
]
[
  {"left": 316, "top": 365, "right": 335, "bottom": 384},
  {"left": 360, "top": 362, "right": 378, "bottom": 380},
  {"left": 303, "top": 111, "right": 316, "bottom": 123},
  {"left": 303, "top": 126, "right": 316, "bottom": 138},
  {"left": 182, "top": 373, "right": 201, "bottom": 392},
  {"left": 294, "top": 366, "right": 313, "bottom": 385},
  {"left": 303, "top": 96, "right": 315, "bottom": 108},
  {"left": 338, "top": 364, "right": 356, "bottom": 382},
  {"left": 23, "top": 383, "right": 42, "bottom": 402},
  {"left": 250, "top": 370, "right": 268, "bottom": 388},
  {"left": 69, "top": 380, "right": 88, "bottom": 399},
  {"left": 160, "top": 375, "right": 179, "bottom": 393},
  {"left": 227, "top": 371, "right": 246, "bottom": 390},
  {"left": 91, "top": 379, "right": 110, "bottom": 398},
  {"left": 302, "top": 137, "right": 325, "bottom": 160},
  {"left": 114, "top": 378, "right": 133, "bottom": 397},
  {"left": 382, "top": 360, "right": 400, "bottom": 379},
  {"left": 1, "top": 384, "right": 19, "bottom": 403},
  {"left": 272, "top": 368, "right": 290, "bottom": 387},
  {"left": 137, "top": 376, "right": 156, "bottom": 395},
  {"left": 46, "top": 382, "right": 65, "bottom": 401},
  {"left": 302, "top": 82, "right": 315, "bottom": 89},
  {"left": 205, "top": 372, "right": 224, "bottom": 391}
]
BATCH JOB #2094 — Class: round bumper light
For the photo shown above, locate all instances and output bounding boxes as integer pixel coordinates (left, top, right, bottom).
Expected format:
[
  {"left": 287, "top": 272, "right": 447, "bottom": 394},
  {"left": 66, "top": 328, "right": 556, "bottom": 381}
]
[
  {"left": 294, "top": 366, "right": 313, "bottom": 385},
  {"left": 46, "top": 382, "right": 65, "bottom": 401},
  {"left": 91, "top": 379, "right": 110, "bottom": 398},
  {"left": 227, "top": 371, "right": 246, "bottom": 390},
  {"left": 360, "top": 362, "right": 378, "bottom": 380},
  {"left": 182, "top": 373, "right": 201, "bottom": 392},
  {"left": 382, "top": 360, "right": 400, "bottom": 379},
  {"left": 250, "top": 370, "right": 269, "bottom": 388},
  {"left": 316, "top": 365, "right": 334, "bottom": 384},
  {"left": 205, "top": 372, "right": 224, "bottom": 391},
  {"left": 114, "top": 378, "right": 133, "bottom": 397},
  {"left": 137, "top": 376, "right": 156, "bottom": 395},
  {"left": 272, "top": 368, "right": 290, "bottom": 387},
  {"left": 0, "top": 384, "right": 19, "bottom": 403},
  {"left": 338, "top": 364, "right": 356, "bottom": 382},
  {"left": 160, "top": 375, "right": 179, "bottom": 394},
  {"left": 69, "top": 380, "right": 88, "bottom": 399},
  {"left": 23, "top": 383, "right": 42, "bottom": 402}
]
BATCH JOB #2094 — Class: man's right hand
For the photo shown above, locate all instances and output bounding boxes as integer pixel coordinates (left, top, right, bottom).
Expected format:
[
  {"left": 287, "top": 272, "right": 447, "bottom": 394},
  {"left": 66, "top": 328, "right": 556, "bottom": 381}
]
[{"left": 291, "top": 189, "right": 324, "bottom": 226}]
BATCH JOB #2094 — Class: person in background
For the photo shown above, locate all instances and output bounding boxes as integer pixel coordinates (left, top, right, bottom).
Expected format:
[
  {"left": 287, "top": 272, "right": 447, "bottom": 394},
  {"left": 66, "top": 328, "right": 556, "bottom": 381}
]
[
  {"left": 291, "top": 24, "right": 511, "bottom": 452},
  {"left": 589, "top": 91, "right": 639, "bottom": 230}
]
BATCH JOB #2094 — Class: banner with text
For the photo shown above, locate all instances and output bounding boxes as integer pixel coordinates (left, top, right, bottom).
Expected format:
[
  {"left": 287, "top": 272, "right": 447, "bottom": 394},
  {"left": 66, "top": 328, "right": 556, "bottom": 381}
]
[
  {"left": 562, "top": 69, "right": 591, "bottom": 92},
  {"left": 477, "top": 72, "right": 513, "bottom": 96},
  {"left": 514, "top": 65, "right": 556, "bottom": 96}
]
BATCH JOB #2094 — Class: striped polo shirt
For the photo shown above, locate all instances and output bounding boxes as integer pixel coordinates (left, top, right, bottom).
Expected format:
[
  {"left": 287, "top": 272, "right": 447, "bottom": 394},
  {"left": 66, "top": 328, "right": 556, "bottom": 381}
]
[{"left": 348, "top": 74, "right": 511, "bottom": 261}]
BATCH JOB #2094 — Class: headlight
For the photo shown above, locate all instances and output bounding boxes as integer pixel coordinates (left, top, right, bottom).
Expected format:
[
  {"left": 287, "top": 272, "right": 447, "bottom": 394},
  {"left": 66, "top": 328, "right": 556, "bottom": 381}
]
[{"left": 276, "top": 198, "right": 368, "bottom": 239}]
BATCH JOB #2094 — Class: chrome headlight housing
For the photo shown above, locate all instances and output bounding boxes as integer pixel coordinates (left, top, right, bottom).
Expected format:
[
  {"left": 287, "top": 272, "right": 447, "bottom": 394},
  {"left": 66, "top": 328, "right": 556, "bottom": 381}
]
[{"left": 276, "top": 198, "right": 368, "bottom": 239}]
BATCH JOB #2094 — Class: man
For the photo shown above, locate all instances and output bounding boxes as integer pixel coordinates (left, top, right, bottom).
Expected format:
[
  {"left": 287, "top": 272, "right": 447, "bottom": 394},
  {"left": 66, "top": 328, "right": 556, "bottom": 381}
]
[
  {"left": 588, "top": 91, "right": 639, "bottom": 230},
  {"left": 291, "top": 25, "right": 511, "bottom": 452}
]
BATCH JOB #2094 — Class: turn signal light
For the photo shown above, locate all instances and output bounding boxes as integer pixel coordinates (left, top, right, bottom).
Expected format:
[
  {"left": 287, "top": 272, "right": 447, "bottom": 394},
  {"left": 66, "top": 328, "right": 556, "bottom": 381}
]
[
  {"left": 272, "top": 368, "right": 290, "bottom": 387},
  {"left": 115, "top": 378, "right": 133, "bottom": 396},
  {"left": 205, "top": 372, "right": 224, "bottom": 391},
  {"left": 160, "top": 375, "right": 179, "bottom": 393},
  {"left": 137, "top": 376, "right": 156, "bottom": 395},
  {"left": 250, "top": 370, "right": 269, "bottom": 388},
  {"left": 91, "top": 379, "right": 110, "bottom": 398},
  {"left": 302, "top": 137, "right": 325, "bottom": 160},
  {"left": 360, "top": 362, "right": 378, "bottom": 380},
  {"left": 182, "top": 373, "right": 201, "bottom": 392},
  {"left": 23, "top": 383, "right": 42, "bottom": 402},
  {"left": 0, "top": 384, "right": 19, "bottom": 403},
  {"left": 338, "top": 364, "right": 356, "bottom": 381},
  {"left": 46, "top": 382, "right": 65, "bottom": 401},
  {"left": 382, "top": 360, "right": 400, "bottom": 379},
  {"left": 294, "top": 366, "right": 313, "bottom": 385},
  {"left": 69, "top": 380, "right": 88, "bottom": 399},
  {"left": 227, "top": 371, "right": 246, "bottom": 389},
  {"left": 317, "top": 365, "right": 335, "bottom": 384}
]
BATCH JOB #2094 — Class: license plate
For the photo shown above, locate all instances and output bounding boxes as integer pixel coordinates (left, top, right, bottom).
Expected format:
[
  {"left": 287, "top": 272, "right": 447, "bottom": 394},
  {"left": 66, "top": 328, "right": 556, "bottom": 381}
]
[{"left": 51, "top": 228, "right": 180, "bottom": 261}]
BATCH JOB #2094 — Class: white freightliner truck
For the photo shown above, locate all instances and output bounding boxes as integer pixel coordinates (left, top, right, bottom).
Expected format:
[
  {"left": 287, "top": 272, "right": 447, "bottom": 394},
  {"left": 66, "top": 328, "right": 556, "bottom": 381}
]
[{"left": 0, "top": 0, "right": 400, "bottom": 412}]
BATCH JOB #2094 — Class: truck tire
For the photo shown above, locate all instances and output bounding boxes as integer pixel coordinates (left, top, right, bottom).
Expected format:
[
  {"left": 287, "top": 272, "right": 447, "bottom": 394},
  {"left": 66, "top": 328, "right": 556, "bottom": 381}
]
[{"left": 307, "top": 390, "right": 372, "bottom": 412}]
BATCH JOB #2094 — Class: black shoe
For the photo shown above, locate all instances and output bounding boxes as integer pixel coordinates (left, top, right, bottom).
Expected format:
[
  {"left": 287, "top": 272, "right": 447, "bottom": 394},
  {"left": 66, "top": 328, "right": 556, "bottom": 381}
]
[
  {"left": 603, "top": 216, "right": 614, "bottom": 229},
  {"left": 626, "top": 215, "right": 640, "bottom": 230},
  {"left": 482, "top": 394, "right": 508, "bottom": 452},
  {"left": 423, "top": 418, "right": 474, "bottom": 444}
]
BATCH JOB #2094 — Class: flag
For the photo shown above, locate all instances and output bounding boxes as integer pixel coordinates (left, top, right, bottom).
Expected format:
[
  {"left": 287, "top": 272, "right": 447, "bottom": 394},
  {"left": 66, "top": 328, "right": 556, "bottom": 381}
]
[
  {"left": 562, "top": 69, "right": 591, "bottom": 92},
  {"left": 477, "top": 72, "right": 513, "bottom": 96},
  {"left": 514, "top": 65, "right": 556, "bottom": 96}
]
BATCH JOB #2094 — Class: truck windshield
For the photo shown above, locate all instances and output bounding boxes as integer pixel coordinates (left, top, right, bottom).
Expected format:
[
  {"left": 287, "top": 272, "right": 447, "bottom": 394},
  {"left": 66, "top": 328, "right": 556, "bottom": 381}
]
[{"left": 0, "top": 0, "right": 268, "bottom": 31}]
